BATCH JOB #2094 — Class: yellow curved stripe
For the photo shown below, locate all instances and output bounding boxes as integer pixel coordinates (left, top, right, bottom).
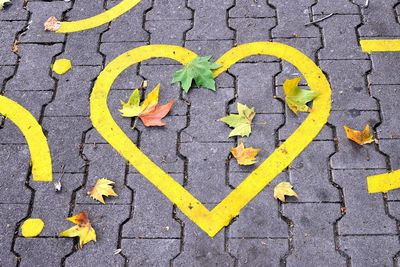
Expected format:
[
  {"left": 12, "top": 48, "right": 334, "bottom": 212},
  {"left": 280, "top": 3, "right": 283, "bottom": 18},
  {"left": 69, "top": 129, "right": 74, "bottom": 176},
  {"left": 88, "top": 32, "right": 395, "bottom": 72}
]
[
  {"left": 90, "top": 42, "right": 331, "bottom": 237},
  {"left": 368, "top": 170, "right": 400, "bottom": 193},
  {"left": 0, "top": 96, "right": 52, "bottom": 182},
  {"left": 360, "top": 39, "right": 400, "bottom": 53},
  {"left": 57, "top": 0, "right": 141, "bottom": 33}
]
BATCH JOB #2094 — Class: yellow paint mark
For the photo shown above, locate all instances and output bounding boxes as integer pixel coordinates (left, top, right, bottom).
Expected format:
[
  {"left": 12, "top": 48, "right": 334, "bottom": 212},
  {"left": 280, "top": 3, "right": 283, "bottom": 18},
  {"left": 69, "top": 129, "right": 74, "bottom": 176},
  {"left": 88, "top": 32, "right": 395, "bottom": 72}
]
[
  {"left": 21, "top": 218, "right": 45, "bottom": 237},
  {"left": 0, "top": 96, "right": 52, "bottom": 182},
  {"left": 90, "top": 42, "right": 331, "bottom": 237},
  {"left": 360, "top": 39, "right": 400, "bottom": 53},
  {"left": 57, "top": 0, "right": 141, "bottom": 33},
  {"left": 368, "top": 170, "right": 400, "bottom": 193},
  {"left": 52, "top": 58, "right": 72, "bottom": 75}
]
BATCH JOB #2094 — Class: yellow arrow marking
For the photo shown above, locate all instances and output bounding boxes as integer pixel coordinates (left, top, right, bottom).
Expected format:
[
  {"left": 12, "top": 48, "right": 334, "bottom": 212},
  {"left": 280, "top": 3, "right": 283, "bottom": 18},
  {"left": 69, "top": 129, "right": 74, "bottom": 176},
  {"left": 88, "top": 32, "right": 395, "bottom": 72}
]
[
  {"left": 0, "top": 96, "right": 52, "bottom": 182},
  {"left": 53, "top": 0, "right": 141, "bottom": 33},
  {"left": 90, "top": 42, "right": 331, "bottom": 237},
  {"left": 360, "top": 39, "right": 400, "bottom": 193}
]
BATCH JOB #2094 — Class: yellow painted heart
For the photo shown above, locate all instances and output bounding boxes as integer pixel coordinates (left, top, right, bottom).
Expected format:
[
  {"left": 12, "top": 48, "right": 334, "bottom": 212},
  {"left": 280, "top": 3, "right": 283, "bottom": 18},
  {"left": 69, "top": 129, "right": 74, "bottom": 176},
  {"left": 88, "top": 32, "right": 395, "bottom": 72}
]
[{"left": 90, "top": 42, "right": 331, "bottom": 237}]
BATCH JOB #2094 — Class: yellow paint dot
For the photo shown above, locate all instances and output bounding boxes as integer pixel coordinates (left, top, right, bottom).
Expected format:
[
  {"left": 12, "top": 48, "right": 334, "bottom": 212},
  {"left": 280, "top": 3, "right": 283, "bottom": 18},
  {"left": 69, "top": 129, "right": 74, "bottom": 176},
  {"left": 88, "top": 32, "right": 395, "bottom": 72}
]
[
  {"left": 52, "top": 58, "right": 72, "bottom": 75},
  {"left": 21, "top": 218, "right": 45, "bottom": 237}
]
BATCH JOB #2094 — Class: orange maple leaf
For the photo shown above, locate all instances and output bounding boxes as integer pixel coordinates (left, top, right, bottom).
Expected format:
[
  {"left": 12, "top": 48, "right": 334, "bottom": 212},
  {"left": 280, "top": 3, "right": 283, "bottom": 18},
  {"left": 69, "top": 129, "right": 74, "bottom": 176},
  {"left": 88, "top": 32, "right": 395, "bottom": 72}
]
[
  {"left": 231, "top": 142, "right": 261, "bottom": 166},
  {"left": 139, "top": 100, "right": 174, "bottom": 126},
  {"left": 344, "top": 124, "right": 374, "bottom": 145}
]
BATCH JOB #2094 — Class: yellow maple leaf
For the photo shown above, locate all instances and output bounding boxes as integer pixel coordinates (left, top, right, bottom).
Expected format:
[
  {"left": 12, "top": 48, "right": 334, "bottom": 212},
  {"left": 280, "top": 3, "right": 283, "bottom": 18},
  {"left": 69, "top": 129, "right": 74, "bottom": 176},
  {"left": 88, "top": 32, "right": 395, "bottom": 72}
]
[
  {"left": 283, "top": 76, "right": 317, "bottom": 115},
  {"left": 88, "top": 178, "right": 118, "bottom": 204},
  {"left": 60, "top": 211, "right": 96, "bottom": 248},
  {"left": 344, "top": 124, "right": 374, "bottom": 145},
  {"left": 119, "top": 83, "right": 160, "bottom": 118},
  {"left": 231, "top": 143, "right": 261, "bottom": 165},
  {"left": 274, "top": 182, "right": 298, "bottom": 202}
]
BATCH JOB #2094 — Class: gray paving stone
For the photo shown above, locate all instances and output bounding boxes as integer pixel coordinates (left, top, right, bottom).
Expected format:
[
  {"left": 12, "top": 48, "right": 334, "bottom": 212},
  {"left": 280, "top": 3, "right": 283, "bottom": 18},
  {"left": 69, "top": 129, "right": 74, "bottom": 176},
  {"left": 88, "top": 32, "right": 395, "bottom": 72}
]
[
  {"left": 372, "top": 85, "right": 400, "bottom": 139},
  {"left": 358, "top": 0, "right": 400, "bottom": 37},
  {"left": 0, "top": 204, "right": 27, "bottom": 267},
  {"left": 380, "top": 139, "right": 400, "bottom": 170},
  {"left": 229, "top": 0, "right": 275, "bottom": 18},
  {"left": 340, "top": 236, "right": 398, "bottom": 267},
  {"left": 270, "top": 0, "right": 319, "bottom": 38},
  {"left": 317, "top": 15, "right": 368, "bottom": 60},
  {"left": 186, "top": 0, "right": 234, "bottom": 40},
  {"left": 0, "top": 21, "right": 25, "bottom": 65},
  {"left": 64, "top": 204, "right": 130, "bottom": 266},
  {"left": 45, "top": 66, "right": 100, "bottom": 117},
  {"left": 313, "top": 0, "right": 359, "bottom": 15},
  {"left": 21, "top": 1, "right": 70, "bottom": 43},
  {"left": 288, "top": 141, "right": 339, "bottom": 202},
  {"left": 369, "top": 52, "right": 400, "bottom": 85},
  {"left": 229, "top": 172, "right": 288, "bottom": 238},
  {"left": 42, "top": 116, "right": 91, "bottom": 173},
  {"left": 320, "top": 60, "right": 378, "bottom": 111},
  {"left": 146, "top": 0, "right": 192, "bottom": 21},
  {"left": 102, "top": 0, "right": 151, "bottom": 43},
  {"left": 0, "top": 0, "right": 28, "bottom": 21},
  {"left": 182, "top": 87, "right": 234, "bottom": 143},
  {"left": 146, "top": 19, "right": 192, "bottom": 46},
  {"left": 180, "top": 142, "right": 232, "bottom": 203},
  {"left": 229, "top": 238, "right": 287, "bottom": 266},
  {"left": 0, "top": 144, "right": 31, "bottom": 203},
  {"left": 273, "top": 37, "right": 322, "bottom": 86},
  {"left": 333, "top": 169, "right": 397, "bottom": 235},
  {"left": 28, "top": 173, "right": 83, "bottom": 236},
  {"left": 229, "top": 114, "right": 284, "bottom": 172},
  {"left": 122, "top": 238, "right": 181, "bottom": 266},
  {"left": 66, "top": 0, "right": 103, "bottom": 20},
  {"left": 0, "top": 66, "right": 15, "bottom": 86},
  {"left": 15, "top": 238, "right": 72, "bottom": 267},
  {"left": 100, "top": 42, "right": 147, "bottom": 89},
  {"left": 229, "top": 17, "right": 275, "bottom": 44},
  {"left": 6, "top": 43, "right": 62, "bottom": 91},
  {"left": 283, "top": 203, "right": 346, "bottom": 267},
  {"left": 4, "top": 90, "right": 52, "bottom": 119},
  {"left": 172, "top": 219, "right": 234, "bottom": 267},
  {"left": 229, "top": 62, "right": 282, "bottom": 113},
  {"left": 122, "top": 173, "right": 182, "bottom": 238},
  {"left": 76, "top": 144, "right": 130, "bottom": 205},
  {"left": 330, "top": 110, "right": 387, "bottom": 169}
]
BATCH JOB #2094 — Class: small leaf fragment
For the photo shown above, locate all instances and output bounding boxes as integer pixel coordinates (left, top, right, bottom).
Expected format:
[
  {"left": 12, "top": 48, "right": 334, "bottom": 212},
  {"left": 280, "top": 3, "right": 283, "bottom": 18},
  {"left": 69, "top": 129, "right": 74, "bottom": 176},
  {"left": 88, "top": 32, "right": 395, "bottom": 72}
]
[
  {"left": 344, "top": 124, "right": 374, "bottom": 145},
  {"left": 52, "top": 58, "right": 72, "bottom": 75},
  {"left": 274, "top": 182, "right": 298, "bottom": 202},
  {"left": 231, "top": 143, "right": 261, "bottom": 165},
  {"left": 44, "top": 16, "right": 61, "bottom": 31},
  {"left": 0, "top": 0, "right": 11, "bottom": 11},
  {"left": 21, "top": 218, "right": 45, "bottom": 237},
  {"left": 88, "top": 178, "right": 118, "bottom": 204},
  {"left": 172, "top": 56, "right": 221, "bottom": 92},
  {"left": 283, "top": 76, "right": 317, "bottom": 115},
  {"left": 219, "top": 103, "right": 256, "bottom": 137},
  {"left": 60, "top": 211, "right": 96, "bottom": 248}
]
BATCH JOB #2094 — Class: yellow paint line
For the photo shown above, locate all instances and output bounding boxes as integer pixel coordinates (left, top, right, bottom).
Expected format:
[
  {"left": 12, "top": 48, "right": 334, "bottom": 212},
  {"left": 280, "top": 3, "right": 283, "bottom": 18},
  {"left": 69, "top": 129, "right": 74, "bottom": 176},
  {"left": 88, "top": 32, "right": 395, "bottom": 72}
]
[
  {"left": 368, "top": 170, "right": 400, "bottom": 193},
  {"left": 360, "top": 39, "right": 400, "bottom": 53},
  {"left": 0, "top": 96, "right": 52, "bottom": 182}
]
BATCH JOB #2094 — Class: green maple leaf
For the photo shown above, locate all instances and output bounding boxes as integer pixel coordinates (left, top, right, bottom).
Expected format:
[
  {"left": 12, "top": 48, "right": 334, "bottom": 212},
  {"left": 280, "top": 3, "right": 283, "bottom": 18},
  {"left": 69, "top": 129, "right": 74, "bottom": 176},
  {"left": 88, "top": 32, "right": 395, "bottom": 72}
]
[
  {"left": 0, "top": 0, "right": 11, "bottom": 10},
  {"left": 283, "top": 76, "right": 317, "bottom": 115},
  {"left": 171, "top": 56, "right": 221, "bottom": 92},
  {"left": 219, "top": 103, "right": 256, "bottom": 137}
]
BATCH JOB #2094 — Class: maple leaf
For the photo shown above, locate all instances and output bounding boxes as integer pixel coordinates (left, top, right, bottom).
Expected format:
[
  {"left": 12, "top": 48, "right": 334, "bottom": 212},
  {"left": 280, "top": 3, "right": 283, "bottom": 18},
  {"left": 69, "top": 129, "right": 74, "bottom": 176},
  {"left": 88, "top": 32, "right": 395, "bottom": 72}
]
[
  {"left": 283, "top": 76, "right": 317, "bottom": 115},
  {"left": 60, "top": 211, "right": 96, "bottom": 248},
  {"left": 119, "top": 83, "right": 174, "bottom": 126},
  {"left": 219, "top": 103, "right": 256, "bottom": 137},
  {"left": 231, "top": 143, "right": 261, "bottom": 165},
  {"left": 344, "top": 124, "right": 374, "bottom": 145},
  {"left": 172, "top": 56, "right": 221, "bottom": 92},
  {"left": 88, "top": 178, "right": 118, "bottom": 204},
  {"left": 274, "top": 182, "right": 298, "bottom": 202},
  {"left": 0, "top": 0, "right": 11, "bottom": 10}
]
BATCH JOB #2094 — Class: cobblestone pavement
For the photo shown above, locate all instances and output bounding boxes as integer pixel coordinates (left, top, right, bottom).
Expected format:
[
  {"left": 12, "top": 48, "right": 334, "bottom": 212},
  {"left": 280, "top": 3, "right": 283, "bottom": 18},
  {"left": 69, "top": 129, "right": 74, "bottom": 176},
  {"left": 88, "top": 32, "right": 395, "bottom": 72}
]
[{"left": 1, "top": 0, "right": 400, "bottom": 266}]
